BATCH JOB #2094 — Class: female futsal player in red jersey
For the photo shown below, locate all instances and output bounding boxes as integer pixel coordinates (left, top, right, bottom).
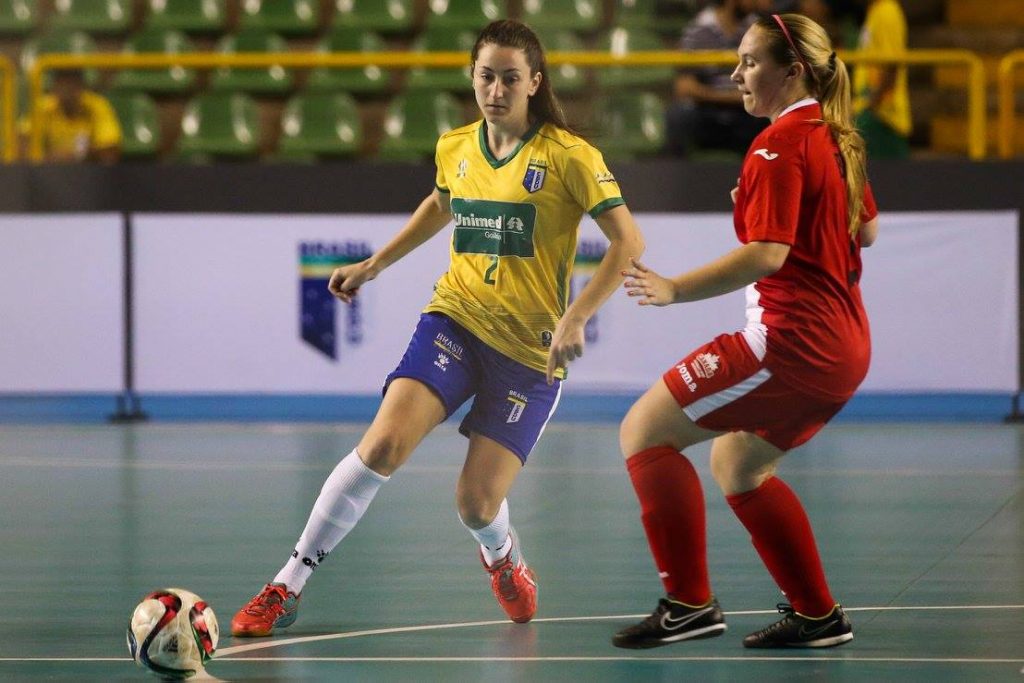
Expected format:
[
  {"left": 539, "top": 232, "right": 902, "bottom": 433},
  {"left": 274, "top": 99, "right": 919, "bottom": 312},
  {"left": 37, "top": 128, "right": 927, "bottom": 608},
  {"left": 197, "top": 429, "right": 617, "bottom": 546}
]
[{"left": 612, "top": 13, "right": 879, "bottom": 649}]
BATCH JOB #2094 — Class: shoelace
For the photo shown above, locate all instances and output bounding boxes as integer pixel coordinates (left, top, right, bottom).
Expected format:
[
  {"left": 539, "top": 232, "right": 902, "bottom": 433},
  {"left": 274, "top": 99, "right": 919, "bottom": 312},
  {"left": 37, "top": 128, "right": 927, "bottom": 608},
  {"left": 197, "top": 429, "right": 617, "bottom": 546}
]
[
  {"left": 496, "top": 564, "right": 519, "bottom": 601},
  {"left": 751, "top": 603, "right": 798, "bottom": 638},
  {"left": 245, "top": 587, "right": 286, "bottom": 615}
]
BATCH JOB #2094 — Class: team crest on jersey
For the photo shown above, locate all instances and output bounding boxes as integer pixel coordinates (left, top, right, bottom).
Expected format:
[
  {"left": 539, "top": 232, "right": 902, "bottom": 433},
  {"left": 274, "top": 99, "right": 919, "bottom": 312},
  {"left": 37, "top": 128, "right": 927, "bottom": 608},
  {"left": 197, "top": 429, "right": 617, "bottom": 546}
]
[
  {"left": 523, "top": 160, "right": 547, "bottom": 193},
  {"left": 506, "top": 390, "right": 528, "bottom": 424}
]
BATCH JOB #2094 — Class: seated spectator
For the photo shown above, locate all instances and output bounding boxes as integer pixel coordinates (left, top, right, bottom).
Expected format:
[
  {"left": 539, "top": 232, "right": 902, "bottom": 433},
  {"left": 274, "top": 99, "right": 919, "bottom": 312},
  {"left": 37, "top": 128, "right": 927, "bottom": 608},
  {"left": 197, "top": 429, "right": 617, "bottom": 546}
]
[
  {"left": 19, "top": 69, "right": 122, "bottom": 163},
  {"left": 665, "top": 0, "right": 771, "bottom": 157}
]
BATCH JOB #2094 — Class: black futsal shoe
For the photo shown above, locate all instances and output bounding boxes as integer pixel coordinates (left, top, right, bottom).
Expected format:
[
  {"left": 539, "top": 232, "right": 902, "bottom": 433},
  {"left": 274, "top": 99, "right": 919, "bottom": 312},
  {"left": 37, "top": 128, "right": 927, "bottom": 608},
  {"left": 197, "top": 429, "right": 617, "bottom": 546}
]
[
  {"left": 612, "top": 596, "right": 727, "bottom": 649},
  {"left": 743, "top": 603, "right": 853, "bottom": 648}
]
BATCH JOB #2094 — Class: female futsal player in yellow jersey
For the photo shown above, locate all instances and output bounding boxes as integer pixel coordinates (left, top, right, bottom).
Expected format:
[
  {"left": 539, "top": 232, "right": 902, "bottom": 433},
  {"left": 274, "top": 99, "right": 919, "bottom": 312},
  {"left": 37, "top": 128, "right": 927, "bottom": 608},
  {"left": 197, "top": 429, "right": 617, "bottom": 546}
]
[{"left": 232, "top": 19, "right": 644, "bottom": 635}]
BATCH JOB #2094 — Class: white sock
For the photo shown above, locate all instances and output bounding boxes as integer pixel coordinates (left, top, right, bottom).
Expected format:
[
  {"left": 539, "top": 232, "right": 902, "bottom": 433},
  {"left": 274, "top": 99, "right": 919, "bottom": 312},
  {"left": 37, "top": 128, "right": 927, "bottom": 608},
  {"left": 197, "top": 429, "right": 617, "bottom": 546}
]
[
  {"left": 273, "top": 449, "right": 389, "bottom": 594},
  {"left": 461, "top": 498, "right": 512, "bottom": 566}
]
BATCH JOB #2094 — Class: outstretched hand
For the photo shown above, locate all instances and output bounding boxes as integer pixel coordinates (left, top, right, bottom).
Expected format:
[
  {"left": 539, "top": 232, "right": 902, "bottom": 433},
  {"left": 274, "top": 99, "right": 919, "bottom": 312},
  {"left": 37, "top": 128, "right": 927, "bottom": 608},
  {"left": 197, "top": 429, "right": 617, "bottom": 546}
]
[{"left": 622, "top": 257, "right": 676, "bottom": 306}]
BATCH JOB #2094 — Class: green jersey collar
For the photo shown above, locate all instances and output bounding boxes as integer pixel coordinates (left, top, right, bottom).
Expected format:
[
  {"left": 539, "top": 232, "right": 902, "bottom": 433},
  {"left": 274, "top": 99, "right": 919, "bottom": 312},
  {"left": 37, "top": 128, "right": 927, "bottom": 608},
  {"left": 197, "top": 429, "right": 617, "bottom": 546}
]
[{"left": 478, "top": 119, "right": 543, "bottom": 169}]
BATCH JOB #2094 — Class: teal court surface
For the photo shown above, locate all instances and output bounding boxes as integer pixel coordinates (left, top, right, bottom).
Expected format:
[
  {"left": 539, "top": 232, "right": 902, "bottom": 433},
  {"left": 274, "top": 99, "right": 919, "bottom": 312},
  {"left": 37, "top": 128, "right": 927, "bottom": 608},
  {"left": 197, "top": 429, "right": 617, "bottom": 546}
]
[{"left": 0, "top": 421, "right": 1021, "bottom": 681}]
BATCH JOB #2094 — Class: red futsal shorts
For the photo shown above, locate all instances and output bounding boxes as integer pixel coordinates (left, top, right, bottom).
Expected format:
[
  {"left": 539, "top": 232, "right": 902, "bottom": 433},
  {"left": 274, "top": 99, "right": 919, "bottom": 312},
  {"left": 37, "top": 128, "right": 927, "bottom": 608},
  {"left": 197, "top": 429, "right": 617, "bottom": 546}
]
[{"left": 662, "top": 332, "right": 848, "bottom": 451}]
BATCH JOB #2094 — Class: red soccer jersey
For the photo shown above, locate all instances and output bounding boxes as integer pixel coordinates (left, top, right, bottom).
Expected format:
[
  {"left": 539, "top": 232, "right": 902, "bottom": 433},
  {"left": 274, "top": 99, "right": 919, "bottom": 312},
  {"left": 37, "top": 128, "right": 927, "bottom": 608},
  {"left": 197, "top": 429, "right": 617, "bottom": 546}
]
[{"left": 733, "top": 100, "right": 878, "bottom": 401}]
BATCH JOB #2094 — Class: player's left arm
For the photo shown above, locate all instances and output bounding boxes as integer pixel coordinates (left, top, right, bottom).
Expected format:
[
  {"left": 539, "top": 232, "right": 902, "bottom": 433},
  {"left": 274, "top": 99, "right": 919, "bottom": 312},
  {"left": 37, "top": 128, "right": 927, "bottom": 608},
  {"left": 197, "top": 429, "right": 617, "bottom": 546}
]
[{"left": 546, "top": 204, "right": 644, "bottom": 383}]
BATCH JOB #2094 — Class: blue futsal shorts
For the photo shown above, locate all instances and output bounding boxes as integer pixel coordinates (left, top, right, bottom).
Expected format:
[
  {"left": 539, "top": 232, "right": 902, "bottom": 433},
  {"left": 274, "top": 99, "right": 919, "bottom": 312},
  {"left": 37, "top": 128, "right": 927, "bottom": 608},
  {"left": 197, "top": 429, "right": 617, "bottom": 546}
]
[{"left": 384, "top": 312, "right": 562, "bottom": 464}]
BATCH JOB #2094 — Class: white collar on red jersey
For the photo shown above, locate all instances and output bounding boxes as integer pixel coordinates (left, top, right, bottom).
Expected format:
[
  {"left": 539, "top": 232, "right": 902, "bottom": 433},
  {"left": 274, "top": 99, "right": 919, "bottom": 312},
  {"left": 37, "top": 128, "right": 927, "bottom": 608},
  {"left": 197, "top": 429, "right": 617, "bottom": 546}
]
[{"left": 776, "top": 98, "right": 819, "bottom": 120}]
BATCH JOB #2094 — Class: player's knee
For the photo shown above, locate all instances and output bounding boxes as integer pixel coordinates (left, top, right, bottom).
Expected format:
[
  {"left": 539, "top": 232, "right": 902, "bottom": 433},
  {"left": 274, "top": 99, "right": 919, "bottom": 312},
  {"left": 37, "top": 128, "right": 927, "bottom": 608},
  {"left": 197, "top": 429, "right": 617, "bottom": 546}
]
[
  {"left": 455, "top": 491, "right": 501, "bottom": 529},
  {"left": 357, "top": 436, "right": 411, "bottom": 476},
  {"left": 619, "top": 404, "right": 653, "bottom": 459},
  {"left": 711, "top": 453, "right": 776, "bottom": 495}
]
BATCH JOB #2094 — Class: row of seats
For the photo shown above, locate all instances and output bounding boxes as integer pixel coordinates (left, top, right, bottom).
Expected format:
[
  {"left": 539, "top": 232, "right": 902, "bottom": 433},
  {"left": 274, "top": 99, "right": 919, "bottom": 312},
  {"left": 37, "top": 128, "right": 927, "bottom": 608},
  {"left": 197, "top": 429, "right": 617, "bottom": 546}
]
[
  {"left": 0, "top": 0, "right": 687, "bottom": 37},
  {"left": 19, "top": 25, "right": 676, "bottom": 97},
  {"left": 112, "top": 89, "right": 665, "bottom": 161}
]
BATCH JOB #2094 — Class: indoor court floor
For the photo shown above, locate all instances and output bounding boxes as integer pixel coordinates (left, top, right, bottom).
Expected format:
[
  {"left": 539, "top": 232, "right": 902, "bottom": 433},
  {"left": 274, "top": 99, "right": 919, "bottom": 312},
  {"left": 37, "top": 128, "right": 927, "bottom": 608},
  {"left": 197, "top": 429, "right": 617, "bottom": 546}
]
[{"left": 0, "top": 420, "right": 1021, "bottom": 681}]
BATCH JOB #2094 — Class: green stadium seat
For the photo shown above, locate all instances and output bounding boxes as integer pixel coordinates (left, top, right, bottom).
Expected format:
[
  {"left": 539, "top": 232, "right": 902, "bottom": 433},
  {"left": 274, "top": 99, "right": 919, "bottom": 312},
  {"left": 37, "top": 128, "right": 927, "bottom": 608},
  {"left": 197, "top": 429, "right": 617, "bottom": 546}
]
[
  {"left": 426, "top": 0, "right": 502, "bottom": 32},
  {"left": 0, "top": 0, "right": 38, "bottom": 35},
  {"left": 277, "top": 92, "right": 362, "bottom": 159},
  {"left": 107, "top": 91, "right": 161, "bottom": 158},
  {"left": 520, "top": 0, "right": 601, "bottom": 33},
  {"left": 593, "top": 26, "right": 674, "bottom": 90},
  {"left": 51, "top": 0, "right": 132, "bottom": 34},
  {"left": 612, "top": 0, "right": 658, "bottom": 33},
  {"left": 331, "top": 0, "right": 415, "bottom": 34},
  {"left": 306, "top": 28, "right": 390, "bottom": 94},
  {"left": 404, "top": 26, "right": 476, "bottom": 92},
  {"left": 177, "top": 91, "right": 261, "bottom": 159},
  {"left": 238, "top": 0, "right": 319, "bottom": 36},
  {"left": 144, "top": 0, "right": 226, "bottom": 33},
  {"left": 594, "top": 91, "right": 664, "bottom": 159},
  {"left": 210, "top": 29, "right": 294, "bottom": 95},
  {"left": 21, "top": 30, "right": 98, "bottom": 88},
  {"left": 533, "top": 28, "right": 587, "bottom": 94},
  {"left": 111, "top": 29, "right": 197, "bottom": 93},
  {"left": 378, "top": 91, "right": 464, "bottom": 160}
]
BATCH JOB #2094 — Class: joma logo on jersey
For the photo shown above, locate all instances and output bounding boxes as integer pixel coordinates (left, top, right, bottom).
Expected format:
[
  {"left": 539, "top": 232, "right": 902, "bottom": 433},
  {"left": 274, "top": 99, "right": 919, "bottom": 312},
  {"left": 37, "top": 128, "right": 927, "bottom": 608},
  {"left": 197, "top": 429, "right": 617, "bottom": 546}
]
[
  {"left": 677, "top": 361, "right": 698, "bottom": 392},
  {"left": 506, "top": 390, "right": 528, "bottom": 423},
  {"left": 523, "top": 160, "right": 547, "bottom": 193},
  {"left": 299, "top": 240, "right": 373, "bottom": 360},
  {"left": 451, "top": 198, "right": 536, "bottom": 257}
]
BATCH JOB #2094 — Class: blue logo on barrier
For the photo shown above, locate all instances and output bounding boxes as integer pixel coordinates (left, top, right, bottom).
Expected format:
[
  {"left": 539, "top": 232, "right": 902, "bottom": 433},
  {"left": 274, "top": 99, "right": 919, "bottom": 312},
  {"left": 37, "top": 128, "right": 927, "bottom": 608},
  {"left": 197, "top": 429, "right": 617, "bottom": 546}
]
[
  {"left": 571, "top": 240, "right": 607, "bottom": 343},
  {"left": 299, "top": 241, "right": 373, "bottom": 360}
]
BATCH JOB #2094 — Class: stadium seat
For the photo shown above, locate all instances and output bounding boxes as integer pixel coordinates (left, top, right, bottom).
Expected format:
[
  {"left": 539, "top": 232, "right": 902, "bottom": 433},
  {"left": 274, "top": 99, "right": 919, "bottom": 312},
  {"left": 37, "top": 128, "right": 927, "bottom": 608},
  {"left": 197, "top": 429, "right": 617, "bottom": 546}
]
[
  {"left": 277, "top": 92, "right": 362, "bottom": 159},
  {"left": 612, "top": 0, "right": 658, "bottom": 33},
  {"left": 111, "top": 28, "right": 197, "bottom": 93},
  {"left": 378, "top": 91, "right": 464, "bottom": 159},
  {"left": 305, "top": 28, "right": 390, "bottom": 94},
  {"left": 593, "top": 26, "right": 674, "bottom": 90},
  {"left": 520, "top": 0, "right": 601, "bottom": 34},
  {"left": 238, "top": 0, "right": 319, "bottom": 36},
  {"left": 0, "top": 0, "right": 38, "bottom": 35},
  {"left": 593, "top": 91, "right": 664, "bottom": 159},
  {"left": 426, "top": 0, "right": 502, "bottom": 32},
  {"left": 331, "top": 0, "right": 416, "bottom": 34},
  {"left": 532, "top": 28, "right": 587, "bottom": 94},
  {"left": 50, "top": 0, "right": 132, "bottom": 34},
  {"left": 20, "top": 30, "right": 98, "bottom": 88},
  {"left": 210, "top": 29, "right": 294, "bottom": 95},
  {"left": 144, "top": 0, "right": 226, "bottom": 33},
  {"left": 177, "top": 91, "right": 261, "bottom": 159},
  {"left": 404, "top": 26, "right": 477, "bottom": 92},
  {"left": 107, "top": 91, "right": 161, "bottom": 158}
]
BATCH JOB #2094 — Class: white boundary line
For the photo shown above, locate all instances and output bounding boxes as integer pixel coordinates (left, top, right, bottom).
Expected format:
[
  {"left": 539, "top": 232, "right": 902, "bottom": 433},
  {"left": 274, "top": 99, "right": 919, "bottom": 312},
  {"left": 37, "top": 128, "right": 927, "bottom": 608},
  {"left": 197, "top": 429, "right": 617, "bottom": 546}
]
[{"left": 2, "top": 605, "right": 1021, "bottom": 666}]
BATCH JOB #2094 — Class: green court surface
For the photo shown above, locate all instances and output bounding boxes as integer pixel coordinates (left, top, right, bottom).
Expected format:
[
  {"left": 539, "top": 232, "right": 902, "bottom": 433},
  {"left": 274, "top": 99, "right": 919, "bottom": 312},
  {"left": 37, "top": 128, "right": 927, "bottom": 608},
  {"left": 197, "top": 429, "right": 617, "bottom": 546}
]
[{"left": 0, "top": 422, "right": 1021, "bottom": 681}]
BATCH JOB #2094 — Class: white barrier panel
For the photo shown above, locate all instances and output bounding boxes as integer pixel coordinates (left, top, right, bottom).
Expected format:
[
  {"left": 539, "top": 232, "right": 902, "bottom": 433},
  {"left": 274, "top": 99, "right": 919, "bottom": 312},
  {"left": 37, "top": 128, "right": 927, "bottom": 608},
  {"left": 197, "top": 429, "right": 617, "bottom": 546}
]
[
  {"left": 133, "top": 211, "right": 1018, "bottom": 394},
  {"left": 0, "top": 214, "right": 123, "bottom": 392}
]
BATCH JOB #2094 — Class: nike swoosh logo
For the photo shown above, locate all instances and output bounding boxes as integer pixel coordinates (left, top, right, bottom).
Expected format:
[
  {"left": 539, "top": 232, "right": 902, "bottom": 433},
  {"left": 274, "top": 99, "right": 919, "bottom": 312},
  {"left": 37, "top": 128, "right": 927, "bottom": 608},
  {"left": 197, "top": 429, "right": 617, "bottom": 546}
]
[
  {"left": 660, "top": 605, "right": 713, "bottom": 631},
  {"left": 753, "top": 148, "right": 779, "bottom": 160},
  {"left": 798, "top": 619, "right": 837, "bottom": 639}
]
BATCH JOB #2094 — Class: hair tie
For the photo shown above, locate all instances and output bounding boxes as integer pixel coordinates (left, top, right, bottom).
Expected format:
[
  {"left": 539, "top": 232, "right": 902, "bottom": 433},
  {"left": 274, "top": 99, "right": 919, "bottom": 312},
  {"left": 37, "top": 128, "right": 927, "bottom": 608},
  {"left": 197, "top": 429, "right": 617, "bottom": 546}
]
[
  {"left": 828, "top": 51, "right": 837, "bottom": 68},
  {"left": 771, "top": 14, "right": 819, "bottom": 88}
]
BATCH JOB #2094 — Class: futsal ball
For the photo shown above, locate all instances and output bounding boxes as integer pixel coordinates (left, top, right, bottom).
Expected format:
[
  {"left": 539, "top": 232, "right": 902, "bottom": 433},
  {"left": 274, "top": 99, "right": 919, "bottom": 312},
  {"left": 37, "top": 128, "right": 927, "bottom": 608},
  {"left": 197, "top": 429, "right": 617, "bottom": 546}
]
[{"left": 127, "top": 588, "right": 219, "bottom": 679}]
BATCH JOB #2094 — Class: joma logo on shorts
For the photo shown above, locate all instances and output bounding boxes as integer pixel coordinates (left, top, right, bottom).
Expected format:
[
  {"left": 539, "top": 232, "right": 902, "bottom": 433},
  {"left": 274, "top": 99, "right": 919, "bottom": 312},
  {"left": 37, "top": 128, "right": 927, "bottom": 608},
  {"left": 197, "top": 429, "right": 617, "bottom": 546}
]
[{"left": 677, "top": 362, "right": 698, "bottom": 392}]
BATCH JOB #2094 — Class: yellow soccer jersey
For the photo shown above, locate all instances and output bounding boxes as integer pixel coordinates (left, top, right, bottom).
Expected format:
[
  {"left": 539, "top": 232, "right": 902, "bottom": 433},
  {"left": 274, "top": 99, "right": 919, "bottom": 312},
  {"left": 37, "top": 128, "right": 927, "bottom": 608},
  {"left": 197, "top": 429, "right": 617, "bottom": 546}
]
[
  {"left": 428, "top": 119, "right": 624, "bottom": 378},
  {"left": 20, "top": 91, "right": 122, "bottom": 160},
  {"left": 852, "top": 0, "right": 911, "bottom": 136}
]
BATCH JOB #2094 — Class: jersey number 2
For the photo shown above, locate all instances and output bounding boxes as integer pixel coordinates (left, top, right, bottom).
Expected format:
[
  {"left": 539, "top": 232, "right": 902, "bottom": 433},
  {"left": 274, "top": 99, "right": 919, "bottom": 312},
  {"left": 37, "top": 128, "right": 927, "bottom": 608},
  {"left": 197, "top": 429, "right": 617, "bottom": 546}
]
[{"left": 483, "top": 256, "right": 498, "bottom": 285}]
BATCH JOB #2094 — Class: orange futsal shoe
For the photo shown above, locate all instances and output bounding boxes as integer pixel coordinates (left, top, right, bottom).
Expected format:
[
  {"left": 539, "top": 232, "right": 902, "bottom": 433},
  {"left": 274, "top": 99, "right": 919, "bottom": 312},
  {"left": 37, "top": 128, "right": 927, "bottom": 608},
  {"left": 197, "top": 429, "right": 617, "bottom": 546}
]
[
  {"left": 481, "top": 527, "right": 537, "bottom": 623},
  {"left": 230, "top": 583, "right": 301, "bottom": 637}
]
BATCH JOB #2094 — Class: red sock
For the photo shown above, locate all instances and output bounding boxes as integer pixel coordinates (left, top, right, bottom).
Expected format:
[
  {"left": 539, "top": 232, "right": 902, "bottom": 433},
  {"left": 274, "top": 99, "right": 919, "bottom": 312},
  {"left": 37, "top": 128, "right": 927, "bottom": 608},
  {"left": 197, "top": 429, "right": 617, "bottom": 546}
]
[
  {"left": 625, "top": 446, "right": 710, "bottom": 605},
  {"left": 726, "top": 477, "right": 835, "bottom": 617}
]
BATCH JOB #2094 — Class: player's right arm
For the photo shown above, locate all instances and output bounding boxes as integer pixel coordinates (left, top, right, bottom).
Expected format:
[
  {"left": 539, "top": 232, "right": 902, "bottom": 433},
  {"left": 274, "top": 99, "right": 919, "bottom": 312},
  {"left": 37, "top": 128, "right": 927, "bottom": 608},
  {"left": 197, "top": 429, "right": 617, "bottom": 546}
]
[{"left": 328, "top": 189, "right": 452, "bottom": 302}]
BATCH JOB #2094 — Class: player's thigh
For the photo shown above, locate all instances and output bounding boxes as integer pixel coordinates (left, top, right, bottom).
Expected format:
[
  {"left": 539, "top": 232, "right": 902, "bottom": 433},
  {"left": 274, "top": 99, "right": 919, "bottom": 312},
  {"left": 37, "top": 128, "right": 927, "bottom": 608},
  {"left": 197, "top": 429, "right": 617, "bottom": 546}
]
[
  {"left": 357, "top": 377, "right": 447, "bottom": 474},
  {"left": 708, "top": 431, "right": 786, "bottom": 495},
  {"left": 620, "top": 379, "right": 721, "bottom": 458},
  {"left": 456, "top": 432, "right": 524, "bottom": 527}
]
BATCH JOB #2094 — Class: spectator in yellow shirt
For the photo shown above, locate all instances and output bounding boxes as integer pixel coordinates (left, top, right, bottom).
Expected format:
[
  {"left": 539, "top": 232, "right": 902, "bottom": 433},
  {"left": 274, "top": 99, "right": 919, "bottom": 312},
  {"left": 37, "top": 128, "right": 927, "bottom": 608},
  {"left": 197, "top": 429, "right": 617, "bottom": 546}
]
[
  {"left": 20, "top": 69, "right": 122, "bottom": 163},
  {"left": 852, "top": 0, "right": 911, "bottom": 158}
]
